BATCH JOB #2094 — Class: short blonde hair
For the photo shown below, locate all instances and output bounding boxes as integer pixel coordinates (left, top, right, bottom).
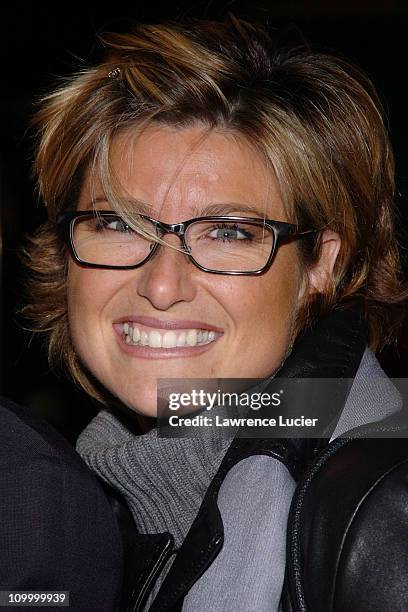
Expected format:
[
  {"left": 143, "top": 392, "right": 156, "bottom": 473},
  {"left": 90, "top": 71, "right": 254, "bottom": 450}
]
[{"left": 24, "top": 16, "right": 407, "bottom": 400}]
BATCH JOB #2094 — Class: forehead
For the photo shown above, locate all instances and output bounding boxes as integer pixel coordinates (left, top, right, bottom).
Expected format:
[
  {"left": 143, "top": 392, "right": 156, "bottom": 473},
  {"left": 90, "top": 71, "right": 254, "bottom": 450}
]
[{"left": 80, "top": 123, "right": 287, "bottom": 220}]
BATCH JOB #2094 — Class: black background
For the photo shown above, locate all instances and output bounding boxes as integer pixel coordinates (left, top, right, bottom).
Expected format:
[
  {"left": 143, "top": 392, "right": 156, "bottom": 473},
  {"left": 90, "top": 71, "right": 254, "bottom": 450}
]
[{"left": 1, "top": 1, "right": 407, "bottom": 441}]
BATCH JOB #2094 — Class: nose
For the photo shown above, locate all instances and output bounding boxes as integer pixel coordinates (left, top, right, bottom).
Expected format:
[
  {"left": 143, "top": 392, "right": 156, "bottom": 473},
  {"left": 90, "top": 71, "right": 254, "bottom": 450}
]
[{"left": 135, "top": 234, "right": 197, "bottom": 310}]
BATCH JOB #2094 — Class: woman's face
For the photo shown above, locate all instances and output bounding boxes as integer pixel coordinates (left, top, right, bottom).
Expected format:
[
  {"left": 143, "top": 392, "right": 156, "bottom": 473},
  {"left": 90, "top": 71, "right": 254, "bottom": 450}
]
[{"left": 68, "top": 124, "right": 306, "bottom": 416}]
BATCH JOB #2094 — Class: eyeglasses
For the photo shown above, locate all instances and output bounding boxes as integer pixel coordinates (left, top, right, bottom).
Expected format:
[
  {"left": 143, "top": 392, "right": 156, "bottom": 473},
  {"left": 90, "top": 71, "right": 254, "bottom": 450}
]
[{"left": 57, "top": 210, "right": 318, "bottom": 275}]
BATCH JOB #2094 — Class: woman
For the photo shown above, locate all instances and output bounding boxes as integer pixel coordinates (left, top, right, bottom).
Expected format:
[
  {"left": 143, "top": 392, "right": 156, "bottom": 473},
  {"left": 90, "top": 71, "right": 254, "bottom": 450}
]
[{"left": 24, "top": 16, "right": 406, "bottom": 611}]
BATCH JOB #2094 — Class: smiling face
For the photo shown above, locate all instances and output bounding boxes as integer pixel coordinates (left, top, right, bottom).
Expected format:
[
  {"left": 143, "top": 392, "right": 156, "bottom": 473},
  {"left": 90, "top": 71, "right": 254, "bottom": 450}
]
[{"left": 67, "top": 124, "right": 307, "bottom": 416}]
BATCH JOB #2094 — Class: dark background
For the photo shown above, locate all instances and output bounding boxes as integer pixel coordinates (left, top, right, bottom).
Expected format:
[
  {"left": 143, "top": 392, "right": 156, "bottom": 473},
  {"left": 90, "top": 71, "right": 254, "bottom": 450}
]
[{"left": 1, "top": 0, "right": 407, "bottom": 441}]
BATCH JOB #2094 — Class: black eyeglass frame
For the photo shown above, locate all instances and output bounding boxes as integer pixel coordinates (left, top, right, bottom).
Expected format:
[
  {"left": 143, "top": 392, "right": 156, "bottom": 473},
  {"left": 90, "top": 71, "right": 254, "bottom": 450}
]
[{"left": 57, "top": 210, "right": 318, "bottom": 276}]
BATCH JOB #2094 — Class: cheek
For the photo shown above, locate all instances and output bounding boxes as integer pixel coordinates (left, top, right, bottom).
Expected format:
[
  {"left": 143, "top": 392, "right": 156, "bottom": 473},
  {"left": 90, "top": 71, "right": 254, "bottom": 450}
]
[
  {"left": 67, "top": 266, "right": 124, "bottom": 317},
  {"left": 225, "top": 245, "right": 303, "bottom": 373},
  {"left": 240, "top": 246, "right": 302, "bottom": 326},
  {"left": 67, "top": 268, "right": 96, "bottom": 328},
  {"left": 67, "top": 269, "right": 94, "bottom": 368},
  {"left": 66, "top": 267, "right": 118, "bottom": 357}
]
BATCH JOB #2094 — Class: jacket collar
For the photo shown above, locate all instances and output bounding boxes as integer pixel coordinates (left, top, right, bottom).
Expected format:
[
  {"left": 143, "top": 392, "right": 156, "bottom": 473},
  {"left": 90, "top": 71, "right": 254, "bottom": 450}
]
[
  {"left": 276, "top": 306, "right": 368, "bottom": 379},
  {"left": 270, "top": 306, "right": 369, "bottom": 442}
]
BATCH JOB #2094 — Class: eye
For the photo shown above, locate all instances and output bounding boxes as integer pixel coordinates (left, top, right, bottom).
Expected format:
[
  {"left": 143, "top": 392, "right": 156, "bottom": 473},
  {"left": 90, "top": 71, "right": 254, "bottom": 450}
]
[
  {"left": 96, "top": 216, "right": 133, "bottom": 233},
  {"left": 208, "top": 223, "right": 254, "bottom": 241}
]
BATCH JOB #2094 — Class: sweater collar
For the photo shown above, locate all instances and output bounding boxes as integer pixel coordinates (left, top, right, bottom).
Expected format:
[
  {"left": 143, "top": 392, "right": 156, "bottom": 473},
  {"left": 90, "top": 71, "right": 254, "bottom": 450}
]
[{"left": 76, "top": 409, "right": 231, "bottom": 548}]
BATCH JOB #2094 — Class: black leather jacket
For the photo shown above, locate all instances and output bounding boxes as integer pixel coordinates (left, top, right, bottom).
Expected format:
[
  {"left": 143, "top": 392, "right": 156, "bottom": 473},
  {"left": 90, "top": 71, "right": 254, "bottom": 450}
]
[
  {"left": 105, "top": 307, "right": 372, "bottom": 611},
  {"left": 282, "top": 410, "right": 408, "bottom": 612}
]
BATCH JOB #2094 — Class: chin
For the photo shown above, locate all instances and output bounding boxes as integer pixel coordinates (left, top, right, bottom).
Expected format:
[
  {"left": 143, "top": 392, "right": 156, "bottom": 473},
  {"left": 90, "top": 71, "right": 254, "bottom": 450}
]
[
  {"left": 116, "top": 389, "right": 158, "bottom": 418},
  {"left": 127, "top": 402, "right": 158, "bottom": 418}
]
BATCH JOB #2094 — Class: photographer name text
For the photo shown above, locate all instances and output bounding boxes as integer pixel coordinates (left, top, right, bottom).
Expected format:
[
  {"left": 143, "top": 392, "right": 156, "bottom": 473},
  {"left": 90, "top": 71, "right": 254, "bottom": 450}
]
[{"left": 167, "top": 415, "right": 318, "bottom": 428}]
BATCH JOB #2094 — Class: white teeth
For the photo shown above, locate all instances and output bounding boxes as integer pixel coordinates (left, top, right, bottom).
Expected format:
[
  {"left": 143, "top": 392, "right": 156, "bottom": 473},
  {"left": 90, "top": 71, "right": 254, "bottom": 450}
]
[
  {"left": 163, "top": 331, "right": 177, "bottom": 348},
  {"left": 149, "top": 330, "right": 162, "bottom": 348},
  {"left": 177, "top": 331, "right": 186, "bottom": 347},
  {"left": 122, "top": 323, "right": 219, "bottom": 348},
  {"left": 186, "top": 329, "right": 198, "bottom": 346}
]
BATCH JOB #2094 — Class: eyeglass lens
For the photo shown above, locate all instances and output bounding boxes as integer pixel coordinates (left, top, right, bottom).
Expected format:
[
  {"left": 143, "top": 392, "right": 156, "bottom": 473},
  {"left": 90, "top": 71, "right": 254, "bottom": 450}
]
[{"left": 72, "top": 214, "right": 275, "bottom": 272}]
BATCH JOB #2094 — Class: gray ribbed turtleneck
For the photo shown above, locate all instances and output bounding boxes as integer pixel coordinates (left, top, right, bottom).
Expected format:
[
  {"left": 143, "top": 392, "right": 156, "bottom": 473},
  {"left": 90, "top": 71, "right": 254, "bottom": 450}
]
[{"left": 76, "top": 409, "right": 232, "bottom": 548}]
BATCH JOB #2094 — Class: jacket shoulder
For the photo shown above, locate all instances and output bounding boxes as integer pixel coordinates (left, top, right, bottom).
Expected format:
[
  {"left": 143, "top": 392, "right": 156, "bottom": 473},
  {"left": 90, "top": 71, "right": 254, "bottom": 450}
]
[
  {"left": 0, "top": 396, "right": 123, "bottom": 611},
  {"left": 0, "top": 395, "right": 87, "bottom": 465},
  {"left": 283, "top": 431, "right": 408, "bottom": 612}
]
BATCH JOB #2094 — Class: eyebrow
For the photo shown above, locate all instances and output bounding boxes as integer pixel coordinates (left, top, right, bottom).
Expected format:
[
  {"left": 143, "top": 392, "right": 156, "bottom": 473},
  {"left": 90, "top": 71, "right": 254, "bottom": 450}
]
[
  {"left": 83, "top": 197, "right": 153, "bottom": 215},
  {"left": 197, "top": 202, "right": 265, "bottom": 217},
  {"left": 84, "top": 197, "right": 266, "bottom": 218}
]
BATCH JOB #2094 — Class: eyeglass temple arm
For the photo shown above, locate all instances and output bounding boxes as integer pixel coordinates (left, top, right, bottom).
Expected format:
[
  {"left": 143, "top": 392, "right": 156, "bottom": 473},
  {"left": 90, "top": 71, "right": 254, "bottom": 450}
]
[{"left": 274, "top": 222, "right": 320, "bottom": 239}]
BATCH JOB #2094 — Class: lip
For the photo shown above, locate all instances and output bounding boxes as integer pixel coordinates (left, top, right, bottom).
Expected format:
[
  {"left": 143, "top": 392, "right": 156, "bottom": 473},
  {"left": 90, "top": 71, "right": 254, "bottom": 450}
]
[
  {"left": 113, "top": 316, "right": 224, "bottom": 359},
  {"left": 114, "top": 315, "right": 224, "bottom": 333}
]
